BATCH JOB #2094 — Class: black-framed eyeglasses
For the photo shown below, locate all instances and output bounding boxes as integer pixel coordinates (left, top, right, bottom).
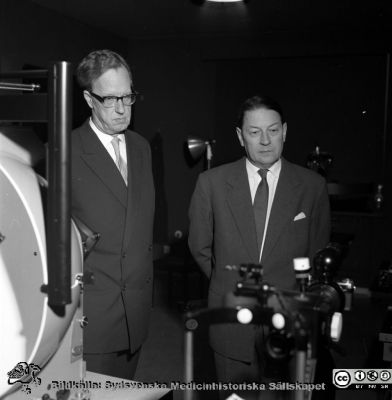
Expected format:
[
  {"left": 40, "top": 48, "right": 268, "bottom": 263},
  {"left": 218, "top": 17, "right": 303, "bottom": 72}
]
[{"left": 89, "top": 91, "right": 138, "bottom": 108}]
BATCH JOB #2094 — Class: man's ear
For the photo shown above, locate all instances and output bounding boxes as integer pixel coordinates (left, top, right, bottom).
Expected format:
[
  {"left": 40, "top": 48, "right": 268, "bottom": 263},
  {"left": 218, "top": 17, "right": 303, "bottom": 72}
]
[
  {"left": 83, "top": 90, "right": 93, "bottom": 110},
  {"left": 236, "top": 127, "right": 244, "bottom": 147},
  {"left": 282, "top": 122, "right": 287, "bottom": 142}
]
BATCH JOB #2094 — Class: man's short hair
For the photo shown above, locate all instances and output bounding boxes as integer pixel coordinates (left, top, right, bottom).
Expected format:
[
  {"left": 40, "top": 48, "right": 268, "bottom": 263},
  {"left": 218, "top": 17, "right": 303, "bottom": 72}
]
[
  {"left": 76, "top": 49, "right": 132, "bottom": 91},
  {"left": 237, "top": 95, "right": 285, "bottom": 128}
]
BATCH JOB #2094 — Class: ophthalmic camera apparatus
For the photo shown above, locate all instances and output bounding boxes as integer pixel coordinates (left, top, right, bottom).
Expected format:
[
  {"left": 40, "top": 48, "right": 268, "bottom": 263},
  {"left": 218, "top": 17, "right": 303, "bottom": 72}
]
[{"left": 183, "top": 243, "right": 355, "bottom": 400}]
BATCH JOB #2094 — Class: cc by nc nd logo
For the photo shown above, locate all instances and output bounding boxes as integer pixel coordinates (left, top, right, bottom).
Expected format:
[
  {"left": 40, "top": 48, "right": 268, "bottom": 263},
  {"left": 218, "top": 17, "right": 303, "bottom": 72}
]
[{"left": 333, "top": 370, "right": 351, "bottom": 388}]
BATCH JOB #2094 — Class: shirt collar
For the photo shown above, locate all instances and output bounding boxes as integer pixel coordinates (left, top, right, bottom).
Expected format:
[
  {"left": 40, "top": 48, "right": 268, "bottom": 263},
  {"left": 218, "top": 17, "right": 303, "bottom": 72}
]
[
  {"left": 89, "top": 118, "right": 124, "bottom": 146},
  {"left": 245, "top": 157, "right": 282, "bottom": 179}
]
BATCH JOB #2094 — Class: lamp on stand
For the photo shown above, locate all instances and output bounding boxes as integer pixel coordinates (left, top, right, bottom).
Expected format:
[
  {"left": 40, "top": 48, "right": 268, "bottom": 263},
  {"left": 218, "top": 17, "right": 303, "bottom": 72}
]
[{"left": 186, "top": 137, "right": 216, "bottom": 170}]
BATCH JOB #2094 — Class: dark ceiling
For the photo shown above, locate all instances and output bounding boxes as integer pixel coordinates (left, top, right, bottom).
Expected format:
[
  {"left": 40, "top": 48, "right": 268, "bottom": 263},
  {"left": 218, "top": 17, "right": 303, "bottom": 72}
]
[{"left": 31, "top": 0, "right": 392, "bottom": 40}]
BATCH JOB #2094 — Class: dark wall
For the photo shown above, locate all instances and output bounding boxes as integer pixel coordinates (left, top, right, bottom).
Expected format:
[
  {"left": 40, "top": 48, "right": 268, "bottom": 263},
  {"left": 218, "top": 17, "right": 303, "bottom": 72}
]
[
  {"left": 0, "top": 0, "right": 128, "bottom": 131},
  {"left": 0, "top": 0, "right": 127, "bottom": 71},
  {"left": 214, "top": 54, "right": 387, "bottom": 183},
  {"left": 129, "top": 37, "right": 216, "bottom": 242}
]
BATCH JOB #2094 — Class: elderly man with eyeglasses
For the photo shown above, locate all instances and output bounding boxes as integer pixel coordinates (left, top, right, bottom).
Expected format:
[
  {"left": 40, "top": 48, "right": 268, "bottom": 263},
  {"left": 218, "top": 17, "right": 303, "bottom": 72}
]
[{"left": 72, "top": 49, "right": 155, "bottom": 380}]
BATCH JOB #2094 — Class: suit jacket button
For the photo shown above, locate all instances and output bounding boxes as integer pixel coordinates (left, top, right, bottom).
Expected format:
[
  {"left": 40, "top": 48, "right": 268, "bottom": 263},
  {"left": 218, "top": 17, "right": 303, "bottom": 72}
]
[
  {"left": 122, "top": 252, "right": 126, "bottom": 258},
  {"left": 148, "top": 245, "right": 153, "bottom": 251},
  {"left": 121, "top": 284, "right": 127, "bottom": 291}
]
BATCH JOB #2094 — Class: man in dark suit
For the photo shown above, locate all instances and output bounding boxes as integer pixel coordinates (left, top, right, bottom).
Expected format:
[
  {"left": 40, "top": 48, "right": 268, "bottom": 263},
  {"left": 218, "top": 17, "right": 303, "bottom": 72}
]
[
  {"left": 188, "top": 95, "right": 331, "bottom": 387},
  {"left": 72, "top": 49, "right": 154, "bottom": 379}
]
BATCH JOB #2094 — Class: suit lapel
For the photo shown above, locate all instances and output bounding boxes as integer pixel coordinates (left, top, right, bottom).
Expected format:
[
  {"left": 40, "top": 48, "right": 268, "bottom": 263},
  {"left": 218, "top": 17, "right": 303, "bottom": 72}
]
[
  {"left": 122, "top": 131, "right": 141, "bottom": 250},
  {"left": 226, "top": 158, "right": 259, "bottom": 263},
  {"left": 261, "top": 159, "right": 301, "bottom": 264},
  {"left": 79, "top": 121, "right": 127, "bottom": 207}
]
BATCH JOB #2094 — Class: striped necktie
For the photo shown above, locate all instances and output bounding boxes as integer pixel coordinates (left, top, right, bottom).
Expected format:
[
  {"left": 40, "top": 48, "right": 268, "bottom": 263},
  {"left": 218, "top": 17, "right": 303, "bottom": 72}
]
[
  {"left": 253, "top": 168, "right": 269, "bottom": 253},
  {"left": 111, "top": 136, "right": 128, "bottom": 185}
]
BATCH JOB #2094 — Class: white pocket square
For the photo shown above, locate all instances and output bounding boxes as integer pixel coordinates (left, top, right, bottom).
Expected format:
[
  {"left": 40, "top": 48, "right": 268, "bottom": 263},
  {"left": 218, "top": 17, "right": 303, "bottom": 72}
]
[{"left": 294, "top": 212, "right": 306, "bottom": 221}]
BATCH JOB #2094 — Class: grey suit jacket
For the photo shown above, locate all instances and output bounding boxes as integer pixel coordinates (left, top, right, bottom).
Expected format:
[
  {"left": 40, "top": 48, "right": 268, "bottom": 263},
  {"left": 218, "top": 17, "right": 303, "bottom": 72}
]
[
  {"left": 72, "top": 120, "right": 155, "bottom": 354},
  {"left": 188, "top": 157, "right": 330, "bottom": 361}
]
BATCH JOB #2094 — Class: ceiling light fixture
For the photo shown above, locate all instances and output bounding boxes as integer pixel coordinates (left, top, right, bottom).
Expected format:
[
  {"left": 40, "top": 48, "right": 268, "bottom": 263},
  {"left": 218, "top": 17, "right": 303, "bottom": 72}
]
[{"left": 190, "top": 0, "right": 249, "bottom": 6}]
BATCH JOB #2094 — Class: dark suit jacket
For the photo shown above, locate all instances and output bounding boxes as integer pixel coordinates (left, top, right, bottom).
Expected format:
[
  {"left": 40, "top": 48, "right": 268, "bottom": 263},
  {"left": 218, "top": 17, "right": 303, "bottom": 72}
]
[
  {"left": 72, "top": 120, "right": 155, "bottom": 354},
  {"left": 188, "top": 157, "right": 330, "bottom": 362}
]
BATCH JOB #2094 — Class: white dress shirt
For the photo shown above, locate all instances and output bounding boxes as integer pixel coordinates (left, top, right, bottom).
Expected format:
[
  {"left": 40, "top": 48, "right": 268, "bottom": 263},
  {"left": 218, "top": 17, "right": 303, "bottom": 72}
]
[
  {"left": 89, "top": 118, "right": 127, "bottom": 165},
  {"left": 245, "top": 158, "right": 282, "bottom": 260}
]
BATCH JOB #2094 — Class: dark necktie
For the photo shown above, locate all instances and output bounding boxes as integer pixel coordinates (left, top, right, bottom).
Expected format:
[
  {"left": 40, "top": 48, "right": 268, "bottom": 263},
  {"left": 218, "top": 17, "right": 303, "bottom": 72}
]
[
  {"left": 253, "top": 169, "right": 269, "bottom": 253},
  {"left": 111, "top": 136, "right": 128, "bottom": 185}
]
